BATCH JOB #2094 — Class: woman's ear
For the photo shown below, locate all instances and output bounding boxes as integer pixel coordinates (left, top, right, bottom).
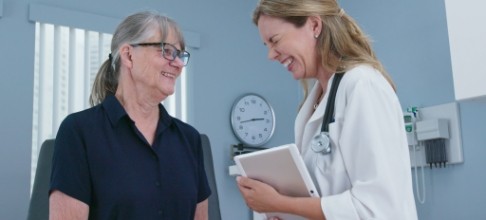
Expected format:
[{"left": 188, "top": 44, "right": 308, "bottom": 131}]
[
  {"left": 118, "top": 43, "right": 133, "bottom": 69},
  {"left": 308, "top": 15, "right": 322, "bottom": 38}
]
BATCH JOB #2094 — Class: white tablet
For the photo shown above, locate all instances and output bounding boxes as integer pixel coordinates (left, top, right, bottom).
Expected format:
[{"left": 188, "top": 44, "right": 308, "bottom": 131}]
[{"left": 234, "top": 143, "right": 319, "bottom": 220}]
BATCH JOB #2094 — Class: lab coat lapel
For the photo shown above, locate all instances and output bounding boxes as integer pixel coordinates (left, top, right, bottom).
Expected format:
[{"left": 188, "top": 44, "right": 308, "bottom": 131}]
[{"left": 295, "top": 82, "right": 327, "bottom": 155}]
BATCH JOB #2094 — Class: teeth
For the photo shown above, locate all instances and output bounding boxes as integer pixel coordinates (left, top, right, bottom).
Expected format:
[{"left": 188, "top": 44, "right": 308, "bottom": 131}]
[
  {"left": 283, "top": 59, "right": 292, "bottom": 68},
  {"left": 162, "top": 72, "right": 174, "bottom": 78}
]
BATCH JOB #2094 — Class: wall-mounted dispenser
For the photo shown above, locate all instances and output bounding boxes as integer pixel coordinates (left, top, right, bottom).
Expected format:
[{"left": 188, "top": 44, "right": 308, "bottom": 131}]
[
  {"left": 416, "top": 118, "right": 450, "bottom": 168},
  {"left": 404, "top": 102, "right": 463, "bottom": 204},
  {"left": 406, "top": 102, "right": 464, "bottom": 168}
]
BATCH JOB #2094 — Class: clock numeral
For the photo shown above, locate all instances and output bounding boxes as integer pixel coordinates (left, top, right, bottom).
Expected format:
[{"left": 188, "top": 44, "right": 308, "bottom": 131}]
[
  {"left": 239, "top": 125, "right": 243, "bottom": 130},
  {"left": 264, "top": 128, "right": 268, "bottom": 132},
  {"left": 244, "top": 101, "right": 249, "bottom": 106},
  {"left": 264, "top": 110, "right": 268, "bottom": 115},
  {"left": 245, "top": 132, "right": 248, "bottom": 137},
  {"left": 251, "top": 99, "right": 256, "bottom": 104},
  {"left": 252, "top": 135, "right": 256, "bottom": 140},
  {"left": 259, "top": 133, "right": 263, "bottom": 138},
  {"left": 266, "top": 119, "right": 270, "bottom": 123},
  {"left": 239, "top": 107, "right": 245, "bottom": 112}
]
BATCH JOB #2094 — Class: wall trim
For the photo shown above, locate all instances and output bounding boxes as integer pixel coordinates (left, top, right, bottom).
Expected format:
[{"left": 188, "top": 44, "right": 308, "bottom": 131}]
[
  {"left": 29, "top": 3, "right": 120, "bottom": 34},
  {"left": 28, "top": 3, "right": 200, "bottom": 48},
  {"left": 0, "top": 0, "right": 3, "bottom": 18}
]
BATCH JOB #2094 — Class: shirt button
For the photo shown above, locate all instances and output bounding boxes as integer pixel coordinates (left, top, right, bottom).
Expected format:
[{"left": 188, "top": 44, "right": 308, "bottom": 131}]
[{"left": 155, "top": 181, "right": 160, "bottom": 187}]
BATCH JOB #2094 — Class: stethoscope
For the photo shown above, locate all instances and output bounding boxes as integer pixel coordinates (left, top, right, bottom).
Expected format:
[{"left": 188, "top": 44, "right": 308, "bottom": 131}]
[{"left": 310, "top": 73, "right": 344, "bottom": 155}]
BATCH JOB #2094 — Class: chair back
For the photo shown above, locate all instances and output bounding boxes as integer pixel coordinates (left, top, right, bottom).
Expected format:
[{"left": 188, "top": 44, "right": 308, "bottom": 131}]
[
  {"left": 27, "top": 139, "right": 55, "bottom": 220},
  {"left": 201, "top": 134, "right": 222, "bottom": 220}
]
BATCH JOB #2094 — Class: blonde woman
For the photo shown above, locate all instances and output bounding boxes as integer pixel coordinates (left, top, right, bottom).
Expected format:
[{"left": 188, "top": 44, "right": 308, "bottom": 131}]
[{"left": 237, "top": 0, "right": 418, "bottom": 219}]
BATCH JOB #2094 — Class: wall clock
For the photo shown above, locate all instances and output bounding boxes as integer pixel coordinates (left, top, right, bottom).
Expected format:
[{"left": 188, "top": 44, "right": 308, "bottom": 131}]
[{"left": 230, "top": 93, "right": 275, "bottom": 147}]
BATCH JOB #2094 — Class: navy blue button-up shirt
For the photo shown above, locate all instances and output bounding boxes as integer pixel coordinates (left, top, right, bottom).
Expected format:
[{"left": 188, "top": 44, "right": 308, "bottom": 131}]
[{"left": 50, "top": 95, "right": 211, "bottom": 219}]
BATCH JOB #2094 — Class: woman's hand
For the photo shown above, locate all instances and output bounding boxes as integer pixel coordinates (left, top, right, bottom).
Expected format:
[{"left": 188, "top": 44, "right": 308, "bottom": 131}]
[
  {"left": 237, "top": 176, "right": 325, "bottom": 219},
  {"left": 236, "top": 176, "right": 283, "bottom": 213}
]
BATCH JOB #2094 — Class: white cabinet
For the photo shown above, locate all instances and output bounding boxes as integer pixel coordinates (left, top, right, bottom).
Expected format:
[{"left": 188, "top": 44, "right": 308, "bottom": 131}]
[{"left": 445, "top": 0, "right": 486, "bottom": 101}]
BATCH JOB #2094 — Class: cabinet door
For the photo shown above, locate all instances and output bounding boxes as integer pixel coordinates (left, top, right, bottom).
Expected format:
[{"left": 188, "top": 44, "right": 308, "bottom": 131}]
[{"left": 446, "top": 0, "right": 486, "bottom": 101}]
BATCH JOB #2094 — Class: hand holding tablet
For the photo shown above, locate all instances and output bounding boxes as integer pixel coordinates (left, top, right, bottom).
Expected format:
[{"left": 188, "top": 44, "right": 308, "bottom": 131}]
[{"left": 234, "top": 144, "right": 319, "bottom": 220}]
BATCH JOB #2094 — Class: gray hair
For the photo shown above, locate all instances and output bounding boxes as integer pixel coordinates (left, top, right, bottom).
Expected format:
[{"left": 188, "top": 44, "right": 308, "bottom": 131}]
[{"left": 89, "top": 11, "right": 185, "bottom": 106}]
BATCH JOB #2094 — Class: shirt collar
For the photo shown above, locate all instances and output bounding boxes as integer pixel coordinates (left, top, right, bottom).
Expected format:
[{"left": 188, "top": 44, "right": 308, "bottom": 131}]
[
  {"left": 102, "top": 95, "right": 174, "bottom": 130},
  {"left": 102, "top": 95, "right": 127, "bottom": 126}
]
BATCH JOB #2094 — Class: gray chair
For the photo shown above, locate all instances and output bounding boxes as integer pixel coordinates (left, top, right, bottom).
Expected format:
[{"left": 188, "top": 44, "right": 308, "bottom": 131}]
[
  {"left": 27, "top": 139, "right": 55, "bottom": 220},
  {"left": 201, "top": 134, "right": 222, "bottom": 220}
]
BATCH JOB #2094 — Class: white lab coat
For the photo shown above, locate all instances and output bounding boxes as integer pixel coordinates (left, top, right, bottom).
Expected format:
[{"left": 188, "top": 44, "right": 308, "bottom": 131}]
[{"left": 295, "top": 65, "right": 418, "bottom": 220}]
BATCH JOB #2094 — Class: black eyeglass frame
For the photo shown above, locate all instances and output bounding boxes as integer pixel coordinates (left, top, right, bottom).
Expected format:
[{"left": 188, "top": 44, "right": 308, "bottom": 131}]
[{"left": 131, "top": 42, "right": 190, "bottom": 66}]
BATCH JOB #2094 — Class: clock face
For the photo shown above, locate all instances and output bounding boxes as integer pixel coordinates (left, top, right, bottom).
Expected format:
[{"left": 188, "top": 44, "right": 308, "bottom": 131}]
[{"left": 230, "top": 93, "right": 275, "bottom": 147}]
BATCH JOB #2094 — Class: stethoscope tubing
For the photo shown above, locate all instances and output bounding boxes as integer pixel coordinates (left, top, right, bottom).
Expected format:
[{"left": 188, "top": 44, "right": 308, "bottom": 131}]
[{"left": 311, "top": 73, "right": 344, "bottom": 155}]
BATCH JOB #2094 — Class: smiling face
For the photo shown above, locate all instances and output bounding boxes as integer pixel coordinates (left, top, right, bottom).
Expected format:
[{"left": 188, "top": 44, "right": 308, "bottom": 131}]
[
  {"left": 257, "top": 15, "right": 322, "bottom": 80},
  {"left": 130, "top": 28, "right": 185, "bottom": 101}
]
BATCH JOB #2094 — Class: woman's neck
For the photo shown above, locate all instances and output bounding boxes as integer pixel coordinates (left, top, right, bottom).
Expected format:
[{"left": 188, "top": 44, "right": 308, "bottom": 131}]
[
  {"left": 316, "top": 66, "right": 335, "bottom": 94},
  {"left": 115, "top": 70, "right": 159, "bottom": 117}
]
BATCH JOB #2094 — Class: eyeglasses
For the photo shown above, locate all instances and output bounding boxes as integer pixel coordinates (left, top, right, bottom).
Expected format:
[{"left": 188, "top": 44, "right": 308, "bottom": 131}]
[{"left": 131, "top": 42, "right": 190, "bottom": 66}]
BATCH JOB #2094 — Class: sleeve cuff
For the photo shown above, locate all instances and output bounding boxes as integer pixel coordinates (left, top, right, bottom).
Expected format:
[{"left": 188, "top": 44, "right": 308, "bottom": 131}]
[{"left": 321, "top": 191, "right": 359, "bottom": 220}]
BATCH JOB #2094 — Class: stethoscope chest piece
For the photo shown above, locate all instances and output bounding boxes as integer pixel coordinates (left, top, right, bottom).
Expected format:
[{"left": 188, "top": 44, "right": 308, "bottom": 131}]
[
  {"left": 311, "top": 132, "right": 331, "bottom": 154},
  {"left": 310, "top": 73, "right": 344, "bottom": 156}
]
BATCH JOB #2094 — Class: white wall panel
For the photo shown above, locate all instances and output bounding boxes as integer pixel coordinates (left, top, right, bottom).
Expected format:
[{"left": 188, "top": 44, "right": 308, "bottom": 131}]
[{"left": 446, "top": 0, "right": 486, "bottom": 101}]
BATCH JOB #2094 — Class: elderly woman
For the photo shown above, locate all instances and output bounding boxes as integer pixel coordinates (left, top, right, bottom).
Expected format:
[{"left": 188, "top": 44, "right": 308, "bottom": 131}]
[{"left": 49, "top": 11, "right": 210, "bottom": 220}]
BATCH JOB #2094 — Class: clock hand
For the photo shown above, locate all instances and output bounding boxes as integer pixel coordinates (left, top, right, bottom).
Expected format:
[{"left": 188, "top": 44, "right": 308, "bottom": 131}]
[{"left": 240, "top": 118, "right": 265, "bottom": 123}]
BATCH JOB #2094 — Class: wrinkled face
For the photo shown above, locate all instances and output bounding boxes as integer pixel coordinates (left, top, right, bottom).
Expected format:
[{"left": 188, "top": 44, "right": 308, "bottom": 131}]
[
  {"left": 130, "top": 29, "right": 185, "bottom": 100},
  {"left": 257, "top": 15, "right": 320, "bottom": 80}
]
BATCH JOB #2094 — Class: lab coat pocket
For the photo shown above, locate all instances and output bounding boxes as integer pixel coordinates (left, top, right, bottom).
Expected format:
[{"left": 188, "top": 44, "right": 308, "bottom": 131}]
[{"left": 319, "top": 120, "right": 346, "bottom": 174}]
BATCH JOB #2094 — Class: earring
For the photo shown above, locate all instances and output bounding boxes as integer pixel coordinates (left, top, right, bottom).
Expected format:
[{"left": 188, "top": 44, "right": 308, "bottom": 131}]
[{"left": 314, "top": 34, "right": 319, "bottom": 39}]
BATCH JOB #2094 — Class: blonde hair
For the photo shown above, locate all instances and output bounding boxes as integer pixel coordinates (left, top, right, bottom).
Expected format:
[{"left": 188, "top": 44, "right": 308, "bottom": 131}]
[
  {"left": 89, "top": 11, "right": 185, "bottom": 106},
  {"left": 253, "top": 0, "right": 396, "bottom": 105}
]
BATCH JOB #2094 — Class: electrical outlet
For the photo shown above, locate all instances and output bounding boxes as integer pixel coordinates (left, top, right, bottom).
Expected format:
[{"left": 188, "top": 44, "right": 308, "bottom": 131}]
[{"left": 408, "top": 102, "right": 463, "bottom": 167}]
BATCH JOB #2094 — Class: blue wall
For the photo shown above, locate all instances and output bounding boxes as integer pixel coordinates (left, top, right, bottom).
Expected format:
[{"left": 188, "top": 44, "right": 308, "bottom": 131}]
[
  {"left": 1, "top": 0, "right": 485, "bottom": 219},
  {"left": 341, "top": 0, "right": 486, "bottom": 219}
]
